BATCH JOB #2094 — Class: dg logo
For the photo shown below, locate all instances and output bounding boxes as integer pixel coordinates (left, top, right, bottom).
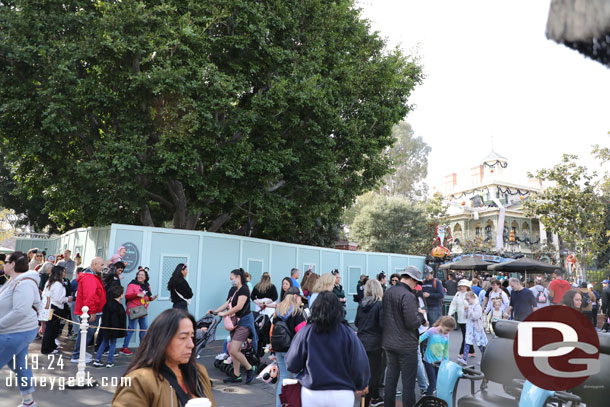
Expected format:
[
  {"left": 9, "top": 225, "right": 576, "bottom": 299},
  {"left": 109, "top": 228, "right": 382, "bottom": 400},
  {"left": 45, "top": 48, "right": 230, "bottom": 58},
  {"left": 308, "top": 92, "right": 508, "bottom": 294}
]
[{"left": 514, "top": 305, "right": 600, "bottom": 390}]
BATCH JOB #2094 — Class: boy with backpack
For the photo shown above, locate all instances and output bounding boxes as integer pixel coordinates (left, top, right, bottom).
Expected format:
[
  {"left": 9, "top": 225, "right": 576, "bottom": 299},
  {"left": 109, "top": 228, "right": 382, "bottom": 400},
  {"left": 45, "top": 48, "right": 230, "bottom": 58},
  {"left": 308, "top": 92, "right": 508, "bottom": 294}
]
[{"left": 93, "top": 284, "right": 126, "bottom": 368}]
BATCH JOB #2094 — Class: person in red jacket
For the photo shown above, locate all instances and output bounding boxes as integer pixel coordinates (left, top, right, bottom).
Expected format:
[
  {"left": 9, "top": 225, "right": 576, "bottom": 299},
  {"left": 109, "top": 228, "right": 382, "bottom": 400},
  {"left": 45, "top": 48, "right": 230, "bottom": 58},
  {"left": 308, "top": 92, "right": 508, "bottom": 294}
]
[
  {"left": 71, "top": 256, "right": 106, "bottom": 363},
  {"left": 549, "top": 270, "right": 571, "bottom": 305},
  {"left": 120, "top": 267, "right": 157, "bottom": 355}
]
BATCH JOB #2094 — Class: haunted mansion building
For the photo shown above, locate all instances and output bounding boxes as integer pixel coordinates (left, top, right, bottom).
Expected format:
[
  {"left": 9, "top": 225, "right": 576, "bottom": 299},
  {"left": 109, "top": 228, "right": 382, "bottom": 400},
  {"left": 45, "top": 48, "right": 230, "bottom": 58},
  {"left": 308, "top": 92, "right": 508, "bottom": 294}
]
[{"left": 439, "top": 150, "right": 559, "bottom": 258}]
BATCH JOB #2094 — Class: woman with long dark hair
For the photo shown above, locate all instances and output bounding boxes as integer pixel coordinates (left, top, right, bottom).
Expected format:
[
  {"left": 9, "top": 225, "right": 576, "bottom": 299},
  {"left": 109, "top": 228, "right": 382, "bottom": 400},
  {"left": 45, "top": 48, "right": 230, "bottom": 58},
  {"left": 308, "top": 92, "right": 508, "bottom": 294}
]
[
  {"left": 286, "top": 291, "right": 370, "bottom": 406},
  {"left": 561, "top": 289, "right": 583, "bottom": 310},
  {"left": 113, "top": 308, "right": 215, "bottom": 406},
  {"left": 279, "top": 277, "right": 293, "bottom": 302},
  {"left": 41, "top": 265, "right": 71, "bottom": 354},
  {"left": 0, "top": 251, "right": 42, "bottom": 407},
  {"left": 120, "top": 268, "right": 158, "bottom": 356},
  {"left": 209, "top": 268, "right": 258, "bottom": 384},
  {"left": 168, "top": 263, "right": 193, "bottom": 309},
  {"left": 103, "top": 261, "right": 124, "bottom": 297}
]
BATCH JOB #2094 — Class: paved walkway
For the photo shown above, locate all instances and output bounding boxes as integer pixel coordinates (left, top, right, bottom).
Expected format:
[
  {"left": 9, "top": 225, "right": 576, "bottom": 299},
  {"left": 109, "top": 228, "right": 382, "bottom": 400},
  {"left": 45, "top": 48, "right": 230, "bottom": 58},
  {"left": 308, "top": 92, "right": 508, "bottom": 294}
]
[{"left": 1, "top": 329, "right": 502, "bottom": 407}]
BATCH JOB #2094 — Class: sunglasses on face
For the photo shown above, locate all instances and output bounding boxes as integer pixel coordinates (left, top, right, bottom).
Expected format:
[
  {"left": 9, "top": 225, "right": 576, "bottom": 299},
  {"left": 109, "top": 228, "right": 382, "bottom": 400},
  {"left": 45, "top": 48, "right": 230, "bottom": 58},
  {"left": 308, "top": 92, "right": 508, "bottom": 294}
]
[{"left": 391, "top": 279, "right": 398, "bottom": 283}]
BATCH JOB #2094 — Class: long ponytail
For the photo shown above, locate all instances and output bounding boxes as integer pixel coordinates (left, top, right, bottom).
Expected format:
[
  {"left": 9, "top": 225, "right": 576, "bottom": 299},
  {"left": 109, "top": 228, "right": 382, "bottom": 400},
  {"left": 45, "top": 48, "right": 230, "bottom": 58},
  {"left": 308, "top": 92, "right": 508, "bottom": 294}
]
[{"left": 230, "top": 268, "right": 247, "bottom": 286}]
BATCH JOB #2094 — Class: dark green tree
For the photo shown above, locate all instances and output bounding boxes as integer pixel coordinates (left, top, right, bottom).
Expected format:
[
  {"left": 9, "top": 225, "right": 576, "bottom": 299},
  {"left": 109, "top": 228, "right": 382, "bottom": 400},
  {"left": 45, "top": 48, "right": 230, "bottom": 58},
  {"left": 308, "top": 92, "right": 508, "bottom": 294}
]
[
  {"left": 0, "top": 0, "right": 422, "bottom": 245},
  {"left": 350, "top": 192, "right": 446, "bottom": 255}
]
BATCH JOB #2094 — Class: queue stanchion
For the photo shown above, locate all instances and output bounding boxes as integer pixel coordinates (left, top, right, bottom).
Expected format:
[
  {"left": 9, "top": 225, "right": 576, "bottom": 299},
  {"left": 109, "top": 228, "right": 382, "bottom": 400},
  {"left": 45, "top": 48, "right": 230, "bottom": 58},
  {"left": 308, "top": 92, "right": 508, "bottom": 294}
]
[{"left": 67, "top": 306, "right": 98, "bottom": 389}]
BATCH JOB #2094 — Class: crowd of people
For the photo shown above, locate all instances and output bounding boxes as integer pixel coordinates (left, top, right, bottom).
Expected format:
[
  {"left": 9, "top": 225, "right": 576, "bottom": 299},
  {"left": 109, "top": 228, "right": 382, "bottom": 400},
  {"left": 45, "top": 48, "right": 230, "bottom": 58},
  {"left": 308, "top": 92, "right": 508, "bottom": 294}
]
[{"left": 1, "top": 247, "right": 609, "bottom": 407}]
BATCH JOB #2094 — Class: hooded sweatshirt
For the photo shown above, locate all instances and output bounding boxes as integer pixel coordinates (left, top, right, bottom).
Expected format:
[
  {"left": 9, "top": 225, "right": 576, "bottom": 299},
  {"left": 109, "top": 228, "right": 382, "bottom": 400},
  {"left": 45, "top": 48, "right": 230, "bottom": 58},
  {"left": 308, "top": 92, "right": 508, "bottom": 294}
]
[
  {"left": 0, "top": 271, "right": 42, "bottom": 334},
  {"left": 109, "top": 246, "right": 125, "bottom": 265},
  {"left": 286, "top": 322, "right": 370, "bottom": 392},
  {"left": 354, "top": 297, "right": 383, "bottom": 351}
]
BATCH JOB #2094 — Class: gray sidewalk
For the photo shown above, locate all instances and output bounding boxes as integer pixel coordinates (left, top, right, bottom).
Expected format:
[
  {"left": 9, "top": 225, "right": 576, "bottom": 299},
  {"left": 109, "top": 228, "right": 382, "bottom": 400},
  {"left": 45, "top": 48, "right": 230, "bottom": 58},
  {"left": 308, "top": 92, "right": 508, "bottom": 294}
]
[{"left": 1, "top": 330, "right": 502, "bottom": 407}]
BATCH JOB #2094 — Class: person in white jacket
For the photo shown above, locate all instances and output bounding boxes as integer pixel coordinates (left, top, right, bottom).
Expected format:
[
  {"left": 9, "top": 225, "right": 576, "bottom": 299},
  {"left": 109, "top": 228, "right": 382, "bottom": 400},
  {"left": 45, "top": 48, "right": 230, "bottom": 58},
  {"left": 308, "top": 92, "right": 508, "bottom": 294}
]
[
  {"left": 41, "top": 266, "right": 71, "bottom": 354},
  {"left": 0, "top": 251, "right": 42, "bottom": 407},
  {"left": 448, "top": 279, "right": 472, "bottom": 359}
]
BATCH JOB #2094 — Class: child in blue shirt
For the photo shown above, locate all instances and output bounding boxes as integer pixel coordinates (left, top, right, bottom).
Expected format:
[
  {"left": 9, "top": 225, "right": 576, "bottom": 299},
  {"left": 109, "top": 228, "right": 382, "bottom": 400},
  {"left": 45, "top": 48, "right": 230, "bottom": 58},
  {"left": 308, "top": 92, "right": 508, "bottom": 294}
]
[{"left": 419, "top": 316, "right": 457, "bottom": 395}]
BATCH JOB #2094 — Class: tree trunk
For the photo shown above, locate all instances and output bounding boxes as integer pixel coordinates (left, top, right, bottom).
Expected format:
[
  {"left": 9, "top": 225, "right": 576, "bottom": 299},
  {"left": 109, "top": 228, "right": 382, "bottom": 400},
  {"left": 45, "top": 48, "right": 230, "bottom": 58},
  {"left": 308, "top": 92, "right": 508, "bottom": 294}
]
[
  {"left": 139, "top": 205, "right": 155, "bottom": 227},
  {"left": 208, "top": 213, "right": 232, "bottom": 232},
  {"left": 166, "top": 180, "right": 201, "bottom": 230}
]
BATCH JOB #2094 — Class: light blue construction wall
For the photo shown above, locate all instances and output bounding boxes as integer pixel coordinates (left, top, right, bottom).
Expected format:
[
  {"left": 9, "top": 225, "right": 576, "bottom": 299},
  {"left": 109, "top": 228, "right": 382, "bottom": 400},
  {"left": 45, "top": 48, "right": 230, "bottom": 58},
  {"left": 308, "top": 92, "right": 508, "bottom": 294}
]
[
  {"left": 108, "top": 224, "right": 425, "bottom": 335},
  {"left": 15, "top": 227, "right": 111, "bottom": 272},
  {"left": 19, "top": 224, "right": 425, "bottom": 340}
]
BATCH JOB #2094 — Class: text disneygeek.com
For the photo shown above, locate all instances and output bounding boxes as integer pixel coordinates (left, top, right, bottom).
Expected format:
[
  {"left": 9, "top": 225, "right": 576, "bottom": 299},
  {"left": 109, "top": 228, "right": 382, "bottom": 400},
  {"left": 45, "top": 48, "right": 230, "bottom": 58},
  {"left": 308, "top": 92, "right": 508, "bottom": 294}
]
[{"left": 5, "top": 372, "right": 132, "bottom": 390}]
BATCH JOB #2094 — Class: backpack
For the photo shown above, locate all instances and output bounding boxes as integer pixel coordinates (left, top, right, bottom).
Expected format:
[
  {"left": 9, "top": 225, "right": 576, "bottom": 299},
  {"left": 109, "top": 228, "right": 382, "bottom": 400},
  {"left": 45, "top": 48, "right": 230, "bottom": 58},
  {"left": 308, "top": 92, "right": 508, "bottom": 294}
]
[
  {"left": 270, "top": 318, "right": 294, "bottom": 352},
  {"left": 536, "top": 288, "right": 548, "bottom": 304},
  {"left": 581, "top": 291, "right": 591, "bottom": 308}
]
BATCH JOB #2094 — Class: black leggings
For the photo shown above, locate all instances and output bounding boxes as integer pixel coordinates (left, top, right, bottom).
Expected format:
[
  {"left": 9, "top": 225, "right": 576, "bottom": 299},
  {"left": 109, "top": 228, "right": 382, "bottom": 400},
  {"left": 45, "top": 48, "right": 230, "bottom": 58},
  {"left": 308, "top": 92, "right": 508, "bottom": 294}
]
[
  {"left": 458, "top": 323, "right": 475, "bottom": 356},
  {"left": 365, "top": 349, "right": 384, "bottom": 405},
  {"left": 41, "top": 306, "right": 62, "bottom": 354}
]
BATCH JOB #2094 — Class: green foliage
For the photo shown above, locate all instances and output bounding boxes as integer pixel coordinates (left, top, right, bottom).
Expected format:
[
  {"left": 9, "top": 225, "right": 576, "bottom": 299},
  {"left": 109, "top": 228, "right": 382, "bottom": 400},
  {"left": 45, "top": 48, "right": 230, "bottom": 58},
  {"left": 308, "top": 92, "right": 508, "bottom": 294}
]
[
  {"left": 380, "top": 121, "right": 430, "bottom": 198},
  {"left": 523, "top": 154, "right": 607, "bottom": 274},
  {"left": 350, "top": 192, "right": 446, "bottom": 255},
  {"left": 0, "top": 0, "right": 422, "bottom": 245}
]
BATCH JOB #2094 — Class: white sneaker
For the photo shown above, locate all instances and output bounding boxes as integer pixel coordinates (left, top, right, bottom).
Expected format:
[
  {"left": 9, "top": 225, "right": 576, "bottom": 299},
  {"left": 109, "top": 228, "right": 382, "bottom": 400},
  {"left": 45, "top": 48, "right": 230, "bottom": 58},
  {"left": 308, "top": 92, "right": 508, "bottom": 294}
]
[
  {"left": 17, "top": 402, "right": 37, "bottom": 407},
  {"left": 70, "top": 353, "right": 93, "bottom": 363},
  {"left": 215, "top": 353, "right": 229, "bottom": 361}
]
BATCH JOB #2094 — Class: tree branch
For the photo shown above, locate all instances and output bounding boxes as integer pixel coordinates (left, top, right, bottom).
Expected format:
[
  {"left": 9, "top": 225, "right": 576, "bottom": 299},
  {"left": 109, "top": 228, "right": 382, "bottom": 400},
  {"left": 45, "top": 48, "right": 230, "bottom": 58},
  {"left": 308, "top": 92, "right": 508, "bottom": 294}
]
[{"left": 145, "top": 190, "right": 174, "bottom": 210}]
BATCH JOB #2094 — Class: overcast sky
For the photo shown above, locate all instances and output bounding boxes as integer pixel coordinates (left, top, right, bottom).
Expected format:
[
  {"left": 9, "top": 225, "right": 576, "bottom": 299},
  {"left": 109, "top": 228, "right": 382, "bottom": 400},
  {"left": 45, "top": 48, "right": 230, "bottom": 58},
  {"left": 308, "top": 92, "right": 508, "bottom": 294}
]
[{"left": 358, "top": 0, "right": 610, "bottom": 190}]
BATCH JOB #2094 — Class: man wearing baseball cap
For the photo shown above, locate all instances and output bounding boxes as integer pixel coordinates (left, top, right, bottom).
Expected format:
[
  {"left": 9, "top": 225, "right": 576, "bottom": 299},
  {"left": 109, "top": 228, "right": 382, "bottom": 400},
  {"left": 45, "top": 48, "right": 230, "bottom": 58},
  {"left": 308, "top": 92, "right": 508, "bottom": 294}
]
[{"left": 382, "top": 266, "right": 426, "bottom": 407}]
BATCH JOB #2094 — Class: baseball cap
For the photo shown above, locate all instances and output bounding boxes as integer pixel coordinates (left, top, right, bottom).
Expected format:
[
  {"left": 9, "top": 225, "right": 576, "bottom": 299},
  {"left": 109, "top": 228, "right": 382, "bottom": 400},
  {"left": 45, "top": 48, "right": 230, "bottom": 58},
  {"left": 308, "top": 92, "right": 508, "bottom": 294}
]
[
  {"left": 286, "top": 286, "right": 300, "bottom": 295},
  {"left": 400, "top": 266, "right": 423, "bottom": 284},
  {"left": 603, "top": 280, "right": 609, "bottom": 284}
]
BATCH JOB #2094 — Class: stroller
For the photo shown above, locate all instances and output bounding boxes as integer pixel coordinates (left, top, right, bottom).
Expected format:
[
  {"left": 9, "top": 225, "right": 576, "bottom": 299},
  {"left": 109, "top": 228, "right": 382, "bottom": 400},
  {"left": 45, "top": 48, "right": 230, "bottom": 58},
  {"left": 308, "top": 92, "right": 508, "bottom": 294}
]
[
  {"left": 213, "top": 314, "right": 268, "bottom": 377},
  {"left": 254, "top": 312, "right": 272, "bottom": 356},
  {"left": 195, "top": 313, "right": 221, "bottom": 357}
]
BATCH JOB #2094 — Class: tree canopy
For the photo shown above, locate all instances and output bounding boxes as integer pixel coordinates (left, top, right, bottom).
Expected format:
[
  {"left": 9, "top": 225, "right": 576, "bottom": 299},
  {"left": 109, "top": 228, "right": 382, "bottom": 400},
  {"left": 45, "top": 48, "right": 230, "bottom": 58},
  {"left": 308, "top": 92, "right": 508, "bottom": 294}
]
[
  {"left": 523, "top": 153, "right": 608, "bottom": 275},
  {"left": 350, "top": 192, "right": 445, "bottom": 255},
  {"left": 380, "top": 121, "right": 430, "bottom": 198},
  {"left": 0, "top": 0, "right": 422, "bottom": 246}
]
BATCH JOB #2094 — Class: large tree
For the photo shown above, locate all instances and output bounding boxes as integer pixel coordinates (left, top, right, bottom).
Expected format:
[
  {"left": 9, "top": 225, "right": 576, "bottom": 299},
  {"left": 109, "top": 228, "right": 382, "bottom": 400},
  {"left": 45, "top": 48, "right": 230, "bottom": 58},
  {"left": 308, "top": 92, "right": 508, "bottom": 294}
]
[
  {"left": 380, "top": 121, "right": 430, "bottom": 198},
  {"left": 523, "top": 154, "right": 607, "bottom": 277},
  {"left": 350, "top": 192, "right": 446, "bottom": 255},
  {"left": 0, "top": 0, "right": 422, "bottom": 246}
]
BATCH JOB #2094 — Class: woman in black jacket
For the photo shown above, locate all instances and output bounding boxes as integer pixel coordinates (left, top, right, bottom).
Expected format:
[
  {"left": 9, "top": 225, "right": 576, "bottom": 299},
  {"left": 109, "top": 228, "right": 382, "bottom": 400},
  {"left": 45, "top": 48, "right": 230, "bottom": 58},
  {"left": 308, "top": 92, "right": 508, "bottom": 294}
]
[
  {"left": 167, "top": 263, "right": 193, "bottom": 309},
  {"left": 355, "top": 279, "right": 384, "bottom": 407}
]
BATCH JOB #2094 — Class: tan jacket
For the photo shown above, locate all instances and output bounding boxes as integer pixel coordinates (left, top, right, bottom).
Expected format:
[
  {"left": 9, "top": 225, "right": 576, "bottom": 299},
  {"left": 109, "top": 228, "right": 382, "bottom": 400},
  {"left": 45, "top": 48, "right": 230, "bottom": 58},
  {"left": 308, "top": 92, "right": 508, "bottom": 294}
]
[{"left": 112, "top": 365, "right": 216, "bottom": 407}]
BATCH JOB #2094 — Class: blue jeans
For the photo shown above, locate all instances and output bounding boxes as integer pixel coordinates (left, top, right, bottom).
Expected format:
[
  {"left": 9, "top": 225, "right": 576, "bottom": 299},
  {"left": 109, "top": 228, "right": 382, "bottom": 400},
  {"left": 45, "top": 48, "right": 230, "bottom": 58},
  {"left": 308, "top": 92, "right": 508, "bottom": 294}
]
[
  {"left": 95, "top": 337, "right": 117, "bottom": 364},
  {"left": 423, "top": 361, "right": 437, "bottom": 395},
  {"left": 72, "top": 314, "right": 101, "bottom": 359},
  {"left": 276, "top": 352, "right": 288, "bottom": 407},
  {"left": 122, "top": 316, "right": 148, "bottom": 348},
  {"left": 0, "top": 328, "right": 38, "bottom": 395},
  {"left": 222, "top": 336, "right": 231, "bottom": 354},
  {"left": 427, "top": 306, "right": 442, "bottom": 326},
  {"left": 417, "top": 347, "right": 429, "bottom": 392}
]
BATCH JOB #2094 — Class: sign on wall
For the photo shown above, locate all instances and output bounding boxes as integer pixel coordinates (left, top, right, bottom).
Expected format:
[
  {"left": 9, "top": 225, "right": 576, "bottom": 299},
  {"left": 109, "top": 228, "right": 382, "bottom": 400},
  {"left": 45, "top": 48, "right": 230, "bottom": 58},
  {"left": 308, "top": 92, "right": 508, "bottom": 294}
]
[{"left": 121, "top": 242, "right": 140, "bottom": 273}]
